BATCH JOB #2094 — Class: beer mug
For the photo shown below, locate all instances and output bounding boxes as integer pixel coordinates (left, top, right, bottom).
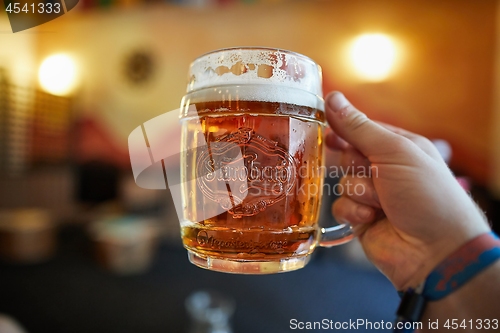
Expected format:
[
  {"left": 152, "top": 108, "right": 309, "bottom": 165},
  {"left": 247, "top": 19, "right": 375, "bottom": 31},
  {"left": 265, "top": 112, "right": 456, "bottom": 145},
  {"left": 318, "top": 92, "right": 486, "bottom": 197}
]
[{"left": 179, "top": 47, "right": 353, "bottom": 274}]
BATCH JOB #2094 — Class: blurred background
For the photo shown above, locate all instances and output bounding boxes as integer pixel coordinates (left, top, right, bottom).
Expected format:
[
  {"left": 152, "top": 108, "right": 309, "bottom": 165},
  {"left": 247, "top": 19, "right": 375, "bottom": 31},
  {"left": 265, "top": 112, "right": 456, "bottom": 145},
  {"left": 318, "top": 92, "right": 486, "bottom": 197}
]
[{"left": 0, "top": 0, "right": 499, "bottom": 332}]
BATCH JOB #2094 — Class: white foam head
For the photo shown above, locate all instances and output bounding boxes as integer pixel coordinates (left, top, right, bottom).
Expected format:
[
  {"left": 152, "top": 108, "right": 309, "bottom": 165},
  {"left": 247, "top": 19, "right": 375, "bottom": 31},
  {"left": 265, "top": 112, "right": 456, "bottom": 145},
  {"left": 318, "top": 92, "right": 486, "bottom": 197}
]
[{"left": 186, "top": 47, "right": 324, "bottom": 109}]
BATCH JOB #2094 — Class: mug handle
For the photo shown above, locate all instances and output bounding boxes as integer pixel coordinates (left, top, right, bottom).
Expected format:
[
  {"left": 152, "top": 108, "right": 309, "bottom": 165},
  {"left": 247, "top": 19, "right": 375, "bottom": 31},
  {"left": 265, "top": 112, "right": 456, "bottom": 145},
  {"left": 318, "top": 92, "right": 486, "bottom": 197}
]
[{"left": 319, "top": 223, "right": 354, "bottom": 247}]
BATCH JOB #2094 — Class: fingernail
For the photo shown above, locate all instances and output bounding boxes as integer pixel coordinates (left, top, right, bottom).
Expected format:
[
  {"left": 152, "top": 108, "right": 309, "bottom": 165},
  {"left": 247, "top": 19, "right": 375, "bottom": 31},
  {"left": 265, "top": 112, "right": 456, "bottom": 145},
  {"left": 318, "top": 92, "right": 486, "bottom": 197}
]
[
  {"left": 328, "top": 92, "right": 350, "bottom": 113},
  {"left": 356, "top": 205, "right": 372, "bottom": 219}
]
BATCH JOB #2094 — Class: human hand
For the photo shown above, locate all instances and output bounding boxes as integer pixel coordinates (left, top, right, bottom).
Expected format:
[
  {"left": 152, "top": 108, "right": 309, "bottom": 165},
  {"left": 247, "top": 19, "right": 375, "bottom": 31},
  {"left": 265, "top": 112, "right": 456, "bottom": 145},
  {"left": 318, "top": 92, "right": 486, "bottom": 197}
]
[{"left": 325, "top": 92, "right": 490, "bottom": 290}]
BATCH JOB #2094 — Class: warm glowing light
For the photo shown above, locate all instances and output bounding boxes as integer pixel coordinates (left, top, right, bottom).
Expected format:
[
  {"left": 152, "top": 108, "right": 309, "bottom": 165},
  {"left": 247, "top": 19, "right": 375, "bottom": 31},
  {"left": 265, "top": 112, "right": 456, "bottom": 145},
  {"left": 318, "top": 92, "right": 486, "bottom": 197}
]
[
  {"left": 208, "top": 126, "right": 219, "bottom": 132},
  {"left": 38, "top": 54, "right": 78, "bottom": 96},
  {"left": 349, "top": 34, "right": 398, "bottom": 81}
]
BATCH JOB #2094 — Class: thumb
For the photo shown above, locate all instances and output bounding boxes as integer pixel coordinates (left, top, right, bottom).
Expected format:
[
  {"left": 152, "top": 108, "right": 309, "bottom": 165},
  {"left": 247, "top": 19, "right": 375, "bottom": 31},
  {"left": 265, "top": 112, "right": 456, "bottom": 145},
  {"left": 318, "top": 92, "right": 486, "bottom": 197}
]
[{"left": 325, "top": 92, "right": 405, "bottom": 160}]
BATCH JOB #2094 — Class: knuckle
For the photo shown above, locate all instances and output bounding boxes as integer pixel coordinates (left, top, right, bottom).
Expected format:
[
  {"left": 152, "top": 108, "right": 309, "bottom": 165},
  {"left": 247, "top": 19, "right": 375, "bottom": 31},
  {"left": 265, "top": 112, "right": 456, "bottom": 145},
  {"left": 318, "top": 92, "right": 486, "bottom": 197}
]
[
  {"left": 411, "top": 135, "right": 433, "bottom": 150},
  {"left": 344, "top": 110, "right": 369, "bottom": 132},
  {"left": 388, "top": 136, "right": 415, "bottom": 153}
]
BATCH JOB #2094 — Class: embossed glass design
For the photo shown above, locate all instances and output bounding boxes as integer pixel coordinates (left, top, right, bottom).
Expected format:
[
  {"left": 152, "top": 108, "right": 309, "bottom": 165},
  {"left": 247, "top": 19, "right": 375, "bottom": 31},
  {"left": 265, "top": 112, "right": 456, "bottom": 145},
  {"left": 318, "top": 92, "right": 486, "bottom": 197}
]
[{"left": 179, "top": 47, "right": 353, "bottom": 274}]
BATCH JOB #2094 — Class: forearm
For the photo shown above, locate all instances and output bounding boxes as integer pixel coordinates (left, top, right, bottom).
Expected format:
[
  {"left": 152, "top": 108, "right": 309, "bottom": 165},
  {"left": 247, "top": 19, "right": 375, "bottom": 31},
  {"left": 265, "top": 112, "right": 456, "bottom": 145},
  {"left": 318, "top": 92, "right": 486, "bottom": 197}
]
[{"left": 420, "top": 260, "right": 500, "bottom": 332}]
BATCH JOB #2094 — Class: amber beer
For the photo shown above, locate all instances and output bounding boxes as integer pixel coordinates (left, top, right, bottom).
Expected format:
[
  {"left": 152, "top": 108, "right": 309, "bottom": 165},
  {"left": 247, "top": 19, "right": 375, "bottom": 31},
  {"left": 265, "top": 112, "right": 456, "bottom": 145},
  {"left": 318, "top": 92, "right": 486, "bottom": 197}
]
[
  {"left": 179, "top": 48, "right": 351, "bottom": 274},
  {"left": 181, "top": 99, "right": 324, "bottom": 259}
]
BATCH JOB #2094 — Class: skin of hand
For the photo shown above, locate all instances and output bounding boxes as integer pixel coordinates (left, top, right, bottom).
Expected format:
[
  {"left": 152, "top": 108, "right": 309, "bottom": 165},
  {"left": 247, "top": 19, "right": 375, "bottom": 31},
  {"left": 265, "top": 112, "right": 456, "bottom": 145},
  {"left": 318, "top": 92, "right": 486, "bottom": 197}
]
[{"left": 325, "top": 92, "right": 490, "bottom": 291}]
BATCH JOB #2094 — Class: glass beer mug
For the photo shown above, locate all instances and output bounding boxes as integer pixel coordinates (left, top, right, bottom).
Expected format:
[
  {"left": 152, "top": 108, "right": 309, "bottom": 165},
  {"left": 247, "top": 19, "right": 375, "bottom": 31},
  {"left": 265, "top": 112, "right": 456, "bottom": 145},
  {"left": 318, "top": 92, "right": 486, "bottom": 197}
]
[{"left": 179, "top": 47, "right": 353, "bottom": 274}]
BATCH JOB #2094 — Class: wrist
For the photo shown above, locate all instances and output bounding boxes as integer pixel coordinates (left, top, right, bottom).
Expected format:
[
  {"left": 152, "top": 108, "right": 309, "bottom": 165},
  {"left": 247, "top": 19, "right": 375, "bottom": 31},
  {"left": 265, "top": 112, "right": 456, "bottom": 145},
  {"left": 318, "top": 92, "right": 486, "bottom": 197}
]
[
  {"left": 403, "top": 211, "right": 491, "bottom": 291},
  {"left": 398, "top": 235, "right": 476, "bottom": 291},
  {"left": 400, "top": 231, "right": 500, "bottom": 296}
]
